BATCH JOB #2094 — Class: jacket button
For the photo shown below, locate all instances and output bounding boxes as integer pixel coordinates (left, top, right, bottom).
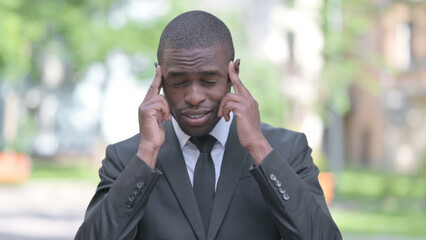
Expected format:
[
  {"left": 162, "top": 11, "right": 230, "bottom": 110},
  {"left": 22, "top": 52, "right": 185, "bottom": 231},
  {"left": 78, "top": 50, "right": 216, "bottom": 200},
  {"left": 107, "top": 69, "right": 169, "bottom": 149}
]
[
  {"left": 137, "top": 181, "right": 145, "bottom": 189},
  {"left": 282, "top": 193, "right": 290, "bottom": 201},
  {"left": 269, "top": 174, "right": 277, "bottom": 182},
  {"left": 278, "top": 187, "right": 286, "bottom": 194},
  {"left": 133, "top": 189, "right": 141, "bottom": 196},
  {"left": 129, "top": 194, "right": 136, "bottom": 202},
  {"left": 274, "top": 180, "right": 282, "bottom": 188},
  {"left": 125, "top": 201, "right": 133, "bottom": 209}
]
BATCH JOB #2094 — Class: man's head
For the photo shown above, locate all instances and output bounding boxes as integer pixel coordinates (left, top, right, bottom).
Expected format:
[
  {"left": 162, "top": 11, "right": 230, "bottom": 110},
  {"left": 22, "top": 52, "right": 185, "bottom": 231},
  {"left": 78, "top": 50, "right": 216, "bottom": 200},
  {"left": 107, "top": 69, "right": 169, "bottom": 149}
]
[
  {"left": 157, "top": 10, "right": 234, "bottom": 65},
  {"left": 158, "top": 11, "right": 239, "bottom": 137}
]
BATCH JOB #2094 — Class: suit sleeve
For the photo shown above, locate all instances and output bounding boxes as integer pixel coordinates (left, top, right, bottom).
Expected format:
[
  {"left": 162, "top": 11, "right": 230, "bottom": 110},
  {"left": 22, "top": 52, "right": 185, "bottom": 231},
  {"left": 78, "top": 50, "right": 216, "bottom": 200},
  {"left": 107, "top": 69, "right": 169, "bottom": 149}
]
[
  {"left": 250, "top": 133, "right": 342, "bottom": 240},
  {"left": 75, "top": 144, "right": 162, "bottom": 240}
]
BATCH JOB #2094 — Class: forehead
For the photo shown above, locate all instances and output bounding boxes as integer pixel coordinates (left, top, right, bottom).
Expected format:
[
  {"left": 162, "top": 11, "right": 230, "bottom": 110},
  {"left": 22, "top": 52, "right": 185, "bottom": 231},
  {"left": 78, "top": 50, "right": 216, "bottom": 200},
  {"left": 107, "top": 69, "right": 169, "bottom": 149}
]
[{"left": 161, "top": 45, "right": 228, "bottom": 76}]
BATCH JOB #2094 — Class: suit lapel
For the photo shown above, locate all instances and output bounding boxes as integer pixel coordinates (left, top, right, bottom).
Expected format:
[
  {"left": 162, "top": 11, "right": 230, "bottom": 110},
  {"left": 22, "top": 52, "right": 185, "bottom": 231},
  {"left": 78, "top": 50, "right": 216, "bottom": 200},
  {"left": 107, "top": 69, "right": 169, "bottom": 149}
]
[
  {"left": 157, "top": 121, "right": 206, "bottom": 240},
  {"left": 207, "top": 118, "right": 250, "bottom": 240}
]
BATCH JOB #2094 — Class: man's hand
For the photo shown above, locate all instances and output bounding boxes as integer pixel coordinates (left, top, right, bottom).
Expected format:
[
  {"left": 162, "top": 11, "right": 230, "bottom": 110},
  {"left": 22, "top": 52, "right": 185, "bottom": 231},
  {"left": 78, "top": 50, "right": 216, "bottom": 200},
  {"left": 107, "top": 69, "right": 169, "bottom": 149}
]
[
  {"left": 218, "top": 61, "right": 272, "bottom": 165},
  {"left": 137, "top": 64, "right": 170, "bottom": 168}
]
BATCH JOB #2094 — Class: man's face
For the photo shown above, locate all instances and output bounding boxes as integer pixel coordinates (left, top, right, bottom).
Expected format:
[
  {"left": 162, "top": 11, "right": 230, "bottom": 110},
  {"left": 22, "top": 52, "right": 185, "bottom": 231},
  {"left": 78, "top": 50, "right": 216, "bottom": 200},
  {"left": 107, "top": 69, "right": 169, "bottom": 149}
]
[{"left": 161, "top": 45, "right": 231, "bottom": 137}]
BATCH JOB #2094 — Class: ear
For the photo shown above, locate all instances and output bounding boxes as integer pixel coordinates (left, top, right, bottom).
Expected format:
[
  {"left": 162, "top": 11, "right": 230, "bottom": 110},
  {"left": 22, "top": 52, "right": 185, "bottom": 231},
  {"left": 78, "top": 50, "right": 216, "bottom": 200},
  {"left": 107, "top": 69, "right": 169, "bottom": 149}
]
[{"left": 234, "top": 59, "right": 240, "bottom": 75}]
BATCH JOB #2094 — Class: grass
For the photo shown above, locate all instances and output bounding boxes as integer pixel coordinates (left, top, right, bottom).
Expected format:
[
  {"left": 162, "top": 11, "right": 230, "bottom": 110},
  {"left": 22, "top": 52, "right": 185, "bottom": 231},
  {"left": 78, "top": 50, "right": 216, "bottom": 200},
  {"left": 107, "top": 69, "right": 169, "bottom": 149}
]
[
  {"left": 30, "top": 157, "right": 100, "bottom": 182},
  {"left": 332, "top": 208, "right": 426, "bottom": 236},
  {"left": 331, "top": 168, "right": 426, "bottom": 237},
  {"left": 337, "top": 169, "right": 426, "bottom": 198}
]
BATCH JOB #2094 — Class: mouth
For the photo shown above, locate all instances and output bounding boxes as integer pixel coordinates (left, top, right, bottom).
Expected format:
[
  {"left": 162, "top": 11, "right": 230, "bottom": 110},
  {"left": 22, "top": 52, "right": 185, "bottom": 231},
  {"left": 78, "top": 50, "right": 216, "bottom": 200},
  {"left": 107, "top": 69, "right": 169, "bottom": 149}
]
[
  {"left": 180, "top": 110, "right": 213, "bottom": 126},
  {"left": 186, "top": 113, "right": 207, "bottom": 119}
]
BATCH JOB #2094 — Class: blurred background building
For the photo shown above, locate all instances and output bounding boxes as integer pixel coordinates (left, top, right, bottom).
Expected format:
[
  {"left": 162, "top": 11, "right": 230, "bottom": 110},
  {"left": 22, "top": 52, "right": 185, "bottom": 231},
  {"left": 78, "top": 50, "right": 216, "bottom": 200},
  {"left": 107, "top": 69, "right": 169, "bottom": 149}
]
[{"left": 344, "top": 1, "right": 426, "bottom": 174}]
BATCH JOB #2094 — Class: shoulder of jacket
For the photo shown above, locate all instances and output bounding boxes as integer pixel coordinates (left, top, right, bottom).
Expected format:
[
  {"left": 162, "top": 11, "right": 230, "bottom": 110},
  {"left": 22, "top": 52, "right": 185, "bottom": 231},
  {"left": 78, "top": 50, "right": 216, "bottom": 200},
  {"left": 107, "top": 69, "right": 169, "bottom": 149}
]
[{"left": 260, "top": 122, "right": 301, "bottom": 139}]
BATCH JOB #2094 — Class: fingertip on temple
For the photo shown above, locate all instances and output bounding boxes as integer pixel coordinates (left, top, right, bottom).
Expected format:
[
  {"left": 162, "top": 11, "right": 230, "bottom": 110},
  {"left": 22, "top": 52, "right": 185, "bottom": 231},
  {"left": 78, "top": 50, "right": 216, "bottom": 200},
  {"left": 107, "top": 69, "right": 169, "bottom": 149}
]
[{"left": 229, "top": 61, "right": 234, "bottom": 69}]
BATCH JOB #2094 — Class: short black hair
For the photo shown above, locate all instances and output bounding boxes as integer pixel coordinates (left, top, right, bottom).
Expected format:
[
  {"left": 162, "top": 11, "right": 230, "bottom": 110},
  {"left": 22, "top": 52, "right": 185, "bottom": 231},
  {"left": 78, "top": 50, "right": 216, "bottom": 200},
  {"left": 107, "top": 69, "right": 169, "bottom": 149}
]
[{"left": 157, "top": 10, "right": 235, "bottom": 65}]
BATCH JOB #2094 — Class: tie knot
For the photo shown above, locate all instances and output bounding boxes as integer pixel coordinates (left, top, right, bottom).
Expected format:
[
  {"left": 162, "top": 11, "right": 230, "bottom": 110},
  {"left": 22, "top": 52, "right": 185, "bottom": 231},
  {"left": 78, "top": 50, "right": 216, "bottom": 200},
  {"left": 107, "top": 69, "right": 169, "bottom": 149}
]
[{"left": 190, "top": 135, "right": 217, "bottom": 153}]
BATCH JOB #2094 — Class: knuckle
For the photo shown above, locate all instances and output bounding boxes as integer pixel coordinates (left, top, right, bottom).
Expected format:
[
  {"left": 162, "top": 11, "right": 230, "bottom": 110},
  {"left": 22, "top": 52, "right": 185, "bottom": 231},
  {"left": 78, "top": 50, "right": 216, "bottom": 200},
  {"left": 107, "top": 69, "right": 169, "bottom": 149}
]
[{"left": 139, "top": 102, "right": 148, "bottom": 111}]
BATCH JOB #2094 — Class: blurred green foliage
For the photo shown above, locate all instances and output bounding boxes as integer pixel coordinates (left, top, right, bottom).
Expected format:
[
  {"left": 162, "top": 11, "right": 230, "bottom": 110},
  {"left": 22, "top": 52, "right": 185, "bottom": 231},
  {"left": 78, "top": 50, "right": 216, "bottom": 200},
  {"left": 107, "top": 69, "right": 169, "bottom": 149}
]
[
  {"left": 312, "top": 150, "right": 330, "bottom": 171},
  {"left": 320, "top": 0, "right": 382, "bottom": 117},
  {"left": 0, "top": 0, "right": 200, "bottom": 83},
  {"left": 1, "top": 0, "right": 110, "bottom": 82},
  {"left": 239, "top": 60, "right": 285, "bottom": 127},
  {"left": 0, "top": 0, "right": 285, "bottom": 153}
]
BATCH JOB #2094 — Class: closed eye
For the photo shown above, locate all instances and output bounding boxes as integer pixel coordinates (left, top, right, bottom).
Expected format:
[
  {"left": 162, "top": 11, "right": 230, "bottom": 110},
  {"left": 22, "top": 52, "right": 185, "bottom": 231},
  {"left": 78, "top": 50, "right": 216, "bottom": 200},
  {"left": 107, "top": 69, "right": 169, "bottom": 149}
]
[
  {"left": 167, "top": 80, "right": 187, "bottom": 87},
  {"left": 172, "top": 81, "right": 186, "bottom": 86},
  {"left": 201, "top": 79, "right": 217, "bottom": 86}
]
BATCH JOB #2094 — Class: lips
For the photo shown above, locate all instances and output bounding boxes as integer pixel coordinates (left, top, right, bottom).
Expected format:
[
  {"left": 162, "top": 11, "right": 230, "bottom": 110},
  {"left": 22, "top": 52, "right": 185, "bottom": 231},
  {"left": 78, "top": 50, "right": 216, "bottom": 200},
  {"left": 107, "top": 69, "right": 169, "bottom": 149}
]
[
  {"left": 187, "top": 113, "right": 207, "bottom": 119},
  {"left": 180, "top": 109, "right": 212, "bottom": 126}
]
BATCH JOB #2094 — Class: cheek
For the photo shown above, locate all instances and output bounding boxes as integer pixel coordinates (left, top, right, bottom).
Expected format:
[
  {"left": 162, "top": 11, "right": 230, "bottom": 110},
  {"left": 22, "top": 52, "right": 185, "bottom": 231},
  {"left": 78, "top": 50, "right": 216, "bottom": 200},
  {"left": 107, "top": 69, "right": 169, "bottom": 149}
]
[
  {"left": 208, "top": 85, "right": 229, "bottom": 103},
  {"left": 163, "top": 89, "right": 181, "bottom": 109}
]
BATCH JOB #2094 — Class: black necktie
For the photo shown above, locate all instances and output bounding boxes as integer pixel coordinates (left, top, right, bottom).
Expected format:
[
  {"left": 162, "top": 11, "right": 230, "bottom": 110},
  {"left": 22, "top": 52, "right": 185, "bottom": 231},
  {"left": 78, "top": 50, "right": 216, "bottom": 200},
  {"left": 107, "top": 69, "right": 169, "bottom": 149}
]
[{"left": 190, "top": 135, "right": 217, "bottom": 231}]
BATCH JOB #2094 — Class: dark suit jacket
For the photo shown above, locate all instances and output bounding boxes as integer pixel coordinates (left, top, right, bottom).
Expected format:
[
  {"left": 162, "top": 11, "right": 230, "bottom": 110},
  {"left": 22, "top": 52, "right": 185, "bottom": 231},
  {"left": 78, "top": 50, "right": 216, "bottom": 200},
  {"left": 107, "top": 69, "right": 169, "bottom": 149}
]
[{"left": 75, "top": 119, "right": 342, "bottom": 240}]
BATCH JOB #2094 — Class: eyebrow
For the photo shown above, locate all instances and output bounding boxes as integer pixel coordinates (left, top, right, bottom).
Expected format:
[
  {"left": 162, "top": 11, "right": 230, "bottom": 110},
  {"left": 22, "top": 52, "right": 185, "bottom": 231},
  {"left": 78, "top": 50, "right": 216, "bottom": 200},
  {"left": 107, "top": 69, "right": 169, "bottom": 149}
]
[
  {"left": 200, "top": 70, "right": 220, "bottom": 76},
  {"left": 168, "top": 71, "right": 186, "bottom": 77},
  {"left": 167, "top": 70, "right": 222, "bottom": 77}
]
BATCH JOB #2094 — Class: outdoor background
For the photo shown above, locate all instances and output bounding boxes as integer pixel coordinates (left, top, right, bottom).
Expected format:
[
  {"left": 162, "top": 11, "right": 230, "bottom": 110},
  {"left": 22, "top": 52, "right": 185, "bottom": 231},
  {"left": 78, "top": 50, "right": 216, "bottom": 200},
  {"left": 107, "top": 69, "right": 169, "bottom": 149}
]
[{"left": 1, "top": 0, "right": 425, "bottom": 239}]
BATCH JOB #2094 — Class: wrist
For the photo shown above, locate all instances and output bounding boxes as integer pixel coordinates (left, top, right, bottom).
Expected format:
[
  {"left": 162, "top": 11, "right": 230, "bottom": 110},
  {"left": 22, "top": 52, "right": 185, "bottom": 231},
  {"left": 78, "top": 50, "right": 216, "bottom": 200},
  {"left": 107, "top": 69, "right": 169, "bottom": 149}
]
[
  {"left": 137, "top": 144, "right": 160, "bottom": 168},
  {"left": 246, "top": 135, "right": 273, "bottom": 165}
]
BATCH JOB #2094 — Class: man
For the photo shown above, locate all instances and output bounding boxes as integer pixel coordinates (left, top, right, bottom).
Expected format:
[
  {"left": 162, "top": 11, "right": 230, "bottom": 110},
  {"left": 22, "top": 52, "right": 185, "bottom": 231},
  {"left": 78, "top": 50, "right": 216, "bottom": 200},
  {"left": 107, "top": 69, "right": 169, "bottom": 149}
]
[{"left": 76, "top": 10, "right": 341, "bottom": 240}]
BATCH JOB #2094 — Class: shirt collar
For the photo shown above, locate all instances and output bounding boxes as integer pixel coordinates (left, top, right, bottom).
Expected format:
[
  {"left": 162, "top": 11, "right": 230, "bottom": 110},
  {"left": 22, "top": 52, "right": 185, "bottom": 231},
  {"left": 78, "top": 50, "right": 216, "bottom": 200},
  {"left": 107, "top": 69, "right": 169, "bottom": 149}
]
[{"left": 172, "top": 112, "right": 233, "bottom": 149}]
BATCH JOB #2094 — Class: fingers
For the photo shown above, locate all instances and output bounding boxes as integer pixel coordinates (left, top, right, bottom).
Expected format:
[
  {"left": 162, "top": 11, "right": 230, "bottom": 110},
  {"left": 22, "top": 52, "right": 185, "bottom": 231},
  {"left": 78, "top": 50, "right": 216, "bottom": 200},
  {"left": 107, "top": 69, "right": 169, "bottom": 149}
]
[
  {"left": 219, "top": 96, "right": 244, "bottom": 122},
  {"left": 156, "top": 97, "right": 170, "bottom": 121},
  {"left": 218, "top": 95, "right": 229, "bottom": 120},
  {"left": 156, "top": 96, "right": 170, "bottom": 121},
  {"left": 150, "top": 101, "right": 170, "bottom": 122},
  {"left": 140, "top": 95, "right": 170, "bottom": 121},
  {"left": 218, "top": 93, "right": 244, "bottom": 121},
  {"left": 228, "top": 60, "right": 249, "bottom": 96},
  {"left": 144, "top": 64, "right": 163, "bottom": 102},
  {"left": 222, "top": 101, "right": 240, "bottom": 118},
  {"left": 228, "top": 61, "right": 239, "bottom": 95}
]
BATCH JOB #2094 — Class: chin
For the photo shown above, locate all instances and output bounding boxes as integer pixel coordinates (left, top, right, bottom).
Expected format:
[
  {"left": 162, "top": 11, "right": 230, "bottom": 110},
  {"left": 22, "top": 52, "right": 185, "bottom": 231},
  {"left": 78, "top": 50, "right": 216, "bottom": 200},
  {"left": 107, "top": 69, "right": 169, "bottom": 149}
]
[{"left": 180, "top": 116, "right": 220, "bottom": 137}]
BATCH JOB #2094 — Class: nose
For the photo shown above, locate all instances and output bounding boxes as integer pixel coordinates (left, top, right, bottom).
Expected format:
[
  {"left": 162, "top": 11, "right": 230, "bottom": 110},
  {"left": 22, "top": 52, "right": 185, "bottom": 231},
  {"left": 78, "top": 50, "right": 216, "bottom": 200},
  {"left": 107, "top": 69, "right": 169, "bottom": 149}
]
[{"left": 184, "top": 83, "right": 206, "bottom": 106}]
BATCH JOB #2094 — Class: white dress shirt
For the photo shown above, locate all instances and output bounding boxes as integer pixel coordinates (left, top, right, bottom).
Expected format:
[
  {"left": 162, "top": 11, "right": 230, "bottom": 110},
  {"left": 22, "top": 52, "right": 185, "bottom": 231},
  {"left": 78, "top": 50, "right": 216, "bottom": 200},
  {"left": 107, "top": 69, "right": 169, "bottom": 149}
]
[{"left": 171, "top": 113, "right": 233, "bottom": 190}]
